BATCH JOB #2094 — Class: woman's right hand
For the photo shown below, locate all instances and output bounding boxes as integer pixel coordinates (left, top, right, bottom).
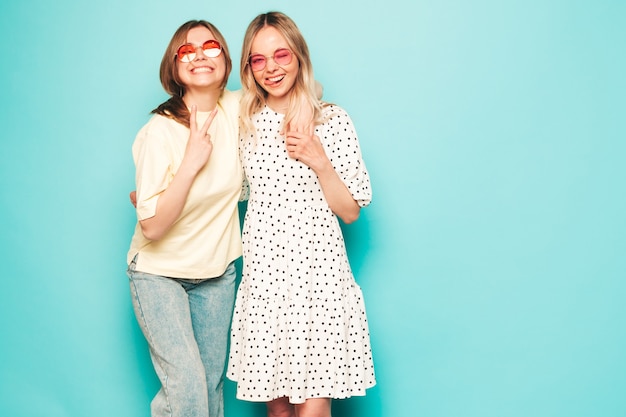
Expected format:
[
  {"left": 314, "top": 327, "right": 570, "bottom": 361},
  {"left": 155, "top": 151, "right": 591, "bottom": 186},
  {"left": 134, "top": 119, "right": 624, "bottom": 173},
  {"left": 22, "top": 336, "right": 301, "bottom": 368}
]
[
  {"left": 182, "top": 105, "right": 218, "bottom": 175},
  {"left": 136, "top": 105, "right": 218, "bottom": 241}
]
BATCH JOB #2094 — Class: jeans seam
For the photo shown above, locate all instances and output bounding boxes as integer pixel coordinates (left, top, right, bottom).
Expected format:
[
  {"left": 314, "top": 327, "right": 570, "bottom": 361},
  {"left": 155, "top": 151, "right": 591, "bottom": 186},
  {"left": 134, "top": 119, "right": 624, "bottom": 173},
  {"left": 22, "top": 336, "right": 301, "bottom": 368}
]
[{"left": 130, "top": 276, "right": 173, "bottom": 417}]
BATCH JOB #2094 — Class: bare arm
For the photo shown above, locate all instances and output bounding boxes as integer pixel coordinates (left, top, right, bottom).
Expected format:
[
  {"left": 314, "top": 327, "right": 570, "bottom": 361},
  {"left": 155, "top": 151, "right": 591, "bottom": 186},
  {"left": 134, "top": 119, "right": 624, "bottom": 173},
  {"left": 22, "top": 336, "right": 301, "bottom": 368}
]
[{"left": 139, "top": 107, "right": 217, "bottom": 240}]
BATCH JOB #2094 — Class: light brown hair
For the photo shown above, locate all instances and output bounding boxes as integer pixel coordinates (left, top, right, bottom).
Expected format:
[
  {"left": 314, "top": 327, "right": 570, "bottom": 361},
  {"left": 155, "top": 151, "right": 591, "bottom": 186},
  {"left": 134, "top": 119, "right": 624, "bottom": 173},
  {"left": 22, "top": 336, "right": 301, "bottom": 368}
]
[{"left": 152, "top": 20, "right": 232, "bottom": 127}]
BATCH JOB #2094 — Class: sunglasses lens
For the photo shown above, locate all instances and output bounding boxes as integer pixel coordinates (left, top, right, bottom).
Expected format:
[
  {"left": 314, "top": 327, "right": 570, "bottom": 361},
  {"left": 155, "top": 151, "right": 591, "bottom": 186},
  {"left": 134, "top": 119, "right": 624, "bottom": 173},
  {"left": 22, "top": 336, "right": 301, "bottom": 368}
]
[
  {"left": 177, "top": 44, "right": 196, "bottom": 62},
  {"left": 249, "top": 55, "right": 267, "bottom": 71},
  {"left": 274, "top": 49, "right": 292, "bottom": 65},
  {"left": 202, "top": 40, "right": 222, "bottom": 58}
]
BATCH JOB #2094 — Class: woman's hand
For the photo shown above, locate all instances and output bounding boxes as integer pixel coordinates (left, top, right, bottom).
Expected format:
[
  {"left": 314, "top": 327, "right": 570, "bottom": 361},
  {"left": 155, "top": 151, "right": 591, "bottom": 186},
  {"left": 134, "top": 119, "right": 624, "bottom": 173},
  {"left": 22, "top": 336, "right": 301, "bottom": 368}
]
[
  {"left": 181, "top": 105, "right": 218, "bottom": 175},
  {"left": 285, "top": 130, "right": 327, "bottom": 172},
  {"left": 286, "top": 129, "right": 360, "bottom": 223},
  {"left": 137, "top": 105, "right": 218, "bottom": 240}
]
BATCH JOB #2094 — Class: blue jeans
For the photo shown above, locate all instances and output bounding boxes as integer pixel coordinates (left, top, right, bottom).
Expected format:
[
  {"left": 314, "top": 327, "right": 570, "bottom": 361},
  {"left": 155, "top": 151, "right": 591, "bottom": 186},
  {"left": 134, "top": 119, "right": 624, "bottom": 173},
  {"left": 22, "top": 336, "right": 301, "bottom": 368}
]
[{"left": 127, "top": 259, "right": 236, "bottom": 417}]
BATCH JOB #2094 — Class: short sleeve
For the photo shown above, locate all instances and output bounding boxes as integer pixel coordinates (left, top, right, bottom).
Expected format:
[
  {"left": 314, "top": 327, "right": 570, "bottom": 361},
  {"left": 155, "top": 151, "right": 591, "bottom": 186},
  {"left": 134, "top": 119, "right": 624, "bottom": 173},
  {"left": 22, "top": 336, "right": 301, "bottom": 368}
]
[
  {"left": 320, "top": 105, "right": 372, "bottom": 207},
  {"left": 132, "top": 120, "right": 175, "bottom": 220}
]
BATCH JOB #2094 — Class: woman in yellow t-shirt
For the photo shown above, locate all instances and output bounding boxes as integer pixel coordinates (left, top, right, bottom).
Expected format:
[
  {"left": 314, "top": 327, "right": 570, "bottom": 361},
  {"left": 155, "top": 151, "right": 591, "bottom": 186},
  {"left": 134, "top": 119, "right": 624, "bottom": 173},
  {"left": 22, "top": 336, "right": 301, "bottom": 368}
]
[{"left": 126, "top": 20, "right": 241, "bottom": 417}]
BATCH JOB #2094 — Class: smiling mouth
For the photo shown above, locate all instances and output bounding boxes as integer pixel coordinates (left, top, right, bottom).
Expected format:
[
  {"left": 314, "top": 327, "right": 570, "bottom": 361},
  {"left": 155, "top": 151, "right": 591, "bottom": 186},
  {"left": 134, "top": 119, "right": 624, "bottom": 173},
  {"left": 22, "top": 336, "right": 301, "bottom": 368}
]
[
  {"left": 267, "top": 75, "right": 285, "bottom": 83},
  {"left": 192, "top": 66, "right": 214, "bottom": 73}
]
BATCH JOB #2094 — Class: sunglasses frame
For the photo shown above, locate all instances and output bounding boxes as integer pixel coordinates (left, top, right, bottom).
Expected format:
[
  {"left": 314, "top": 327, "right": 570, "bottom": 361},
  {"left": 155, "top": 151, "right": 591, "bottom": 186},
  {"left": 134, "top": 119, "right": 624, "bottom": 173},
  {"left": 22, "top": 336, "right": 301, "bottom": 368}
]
[
  {"left": 248, "top": 48, "right": 293, "bottom": 71},
  {"left": 176, "top": 39, "right": 222, "bottom": 63}
]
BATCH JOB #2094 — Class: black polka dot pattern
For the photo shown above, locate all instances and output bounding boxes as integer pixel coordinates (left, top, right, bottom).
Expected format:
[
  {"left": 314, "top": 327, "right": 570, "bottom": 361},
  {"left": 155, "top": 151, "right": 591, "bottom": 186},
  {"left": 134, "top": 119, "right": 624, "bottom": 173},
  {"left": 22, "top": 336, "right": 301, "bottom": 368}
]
[{"left": 227, "top": 105, "right": 375, "bottom": 404}]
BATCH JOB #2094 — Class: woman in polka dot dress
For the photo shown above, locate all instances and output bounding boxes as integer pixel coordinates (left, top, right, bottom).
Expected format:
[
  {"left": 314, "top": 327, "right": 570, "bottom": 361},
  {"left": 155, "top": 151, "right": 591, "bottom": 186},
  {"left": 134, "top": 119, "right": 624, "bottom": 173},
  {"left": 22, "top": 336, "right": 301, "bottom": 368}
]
[{"left": 227, "top": 11, "right": 376, "bottom": 417}]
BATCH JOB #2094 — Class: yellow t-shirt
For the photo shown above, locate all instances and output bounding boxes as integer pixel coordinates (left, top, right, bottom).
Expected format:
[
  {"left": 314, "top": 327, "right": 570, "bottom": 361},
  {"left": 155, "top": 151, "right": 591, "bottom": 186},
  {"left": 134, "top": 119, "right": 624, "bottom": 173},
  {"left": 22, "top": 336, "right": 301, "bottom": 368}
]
[{"left": 127, "top": 89, "right": 242, "bottom": 279}]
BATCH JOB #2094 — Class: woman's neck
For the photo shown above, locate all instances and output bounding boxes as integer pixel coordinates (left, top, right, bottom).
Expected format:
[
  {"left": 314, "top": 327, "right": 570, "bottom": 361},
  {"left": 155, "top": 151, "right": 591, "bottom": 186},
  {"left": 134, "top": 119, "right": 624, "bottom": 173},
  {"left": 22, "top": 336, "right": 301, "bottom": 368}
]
[
  {"left": 183, "top": 88, "right": 221, "bottom": 112},
  {"left": 266, "top": 94, "right": 291, "bottom": 115}
]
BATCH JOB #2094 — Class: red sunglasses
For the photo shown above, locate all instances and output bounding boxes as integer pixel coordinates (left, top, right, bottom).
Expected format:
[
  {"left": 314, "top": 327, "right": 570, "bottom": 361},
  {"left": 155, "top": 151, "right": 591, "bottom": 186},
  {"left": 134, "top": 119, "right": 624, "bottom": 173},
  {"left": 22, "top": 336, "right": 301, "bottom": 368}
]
[{"left": 176, "top": 40, "right": 222, "bottom": 63}]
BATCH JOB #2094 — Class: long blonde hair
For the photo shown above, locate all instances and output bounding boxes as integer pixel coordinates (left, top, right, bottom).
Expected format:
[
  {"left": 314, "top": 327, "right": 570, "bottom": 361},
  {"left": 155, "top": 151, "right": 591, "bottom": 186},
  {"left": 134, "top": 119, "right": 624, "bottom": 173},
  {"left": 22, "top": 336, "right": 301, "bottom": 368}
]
[{"left": 239, "top": 12, "right": 322, "bottom": 135}]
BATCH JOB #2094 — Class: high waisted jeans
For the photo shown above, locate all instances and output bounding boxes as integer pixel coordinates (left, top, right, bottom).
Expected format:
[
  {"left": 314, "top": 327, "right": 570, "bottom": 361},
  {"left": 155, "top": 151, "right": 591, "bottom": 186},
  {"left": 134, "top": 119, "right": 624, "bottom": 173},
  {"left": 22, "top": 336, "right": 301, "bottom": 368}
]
[{"left": 127, "top": 259, "right": 236, "bottom": 417}]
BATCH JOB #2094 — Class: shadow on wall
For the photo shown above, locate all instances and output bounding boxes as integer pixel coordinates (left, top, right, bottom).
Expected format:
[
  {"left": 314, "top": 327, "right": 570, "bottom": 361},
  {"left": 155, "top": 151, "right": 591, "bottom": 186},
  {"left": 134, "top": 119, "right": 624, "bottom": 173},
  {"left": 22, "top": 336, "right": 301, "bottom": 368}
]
[
  {"left": 340, "top": 208, "right": 375, "bottom": 280},
  {"left": 333, "top": 386, "right": 382, "bottom": 417}
]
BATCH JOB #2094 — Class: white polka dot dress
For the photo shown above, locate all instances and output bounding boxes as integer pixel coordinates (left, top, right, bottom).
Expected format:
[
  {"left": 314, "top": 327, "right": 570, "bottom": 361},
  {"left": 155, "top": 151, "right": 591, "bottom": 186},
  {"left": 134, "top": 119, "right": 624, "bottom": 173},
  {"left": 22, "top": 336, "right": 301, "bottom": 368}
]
[{"left": 227, "top": 104, "right": 376, "bottom": 404}]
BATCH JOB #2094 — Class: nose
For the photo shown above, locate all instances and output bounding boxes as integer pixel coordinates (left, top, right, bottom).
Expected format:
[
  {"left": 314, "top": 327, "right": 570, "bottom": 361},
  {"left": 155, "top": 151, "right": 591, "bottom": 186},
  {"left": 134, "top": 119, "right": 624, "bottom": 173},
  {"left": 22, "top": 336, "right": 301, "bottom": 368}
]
[
  {"left": 193, "top": 46, "right": 207, "bottom": 61},
  {"left": 265, "top": 56, "right": 280, "bottom": 71}
]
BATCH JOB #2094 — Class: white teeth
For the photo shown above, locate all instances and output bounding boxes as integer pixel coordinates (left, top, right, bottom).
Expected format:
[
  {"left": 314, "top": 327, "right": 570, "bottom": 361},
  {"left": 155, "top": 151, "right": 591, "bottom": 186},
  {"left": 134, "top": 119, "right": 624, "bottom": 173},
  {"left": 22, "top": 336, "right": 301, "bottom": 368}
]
[
  {"left": 269, "top": 75, "right": 284, "bottom": 82},
  {"left": 193, "top": 67, "right": 212, "bottom": 73}
]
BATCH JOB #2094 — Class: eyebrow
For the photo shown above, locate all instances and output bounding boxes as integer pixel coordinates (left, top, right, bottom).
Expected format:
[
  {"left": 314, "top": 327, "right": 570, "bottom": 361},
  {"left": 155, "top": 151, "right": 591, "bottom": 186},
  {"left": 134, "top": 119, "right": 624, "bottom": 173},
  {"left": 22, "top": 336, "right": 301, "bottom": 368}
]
[
  {"left": 249, "top": 47, "right": 290, "bottom": 55},
  {"left": 185, "top": 38, "right": 217, "bottom": 46}
]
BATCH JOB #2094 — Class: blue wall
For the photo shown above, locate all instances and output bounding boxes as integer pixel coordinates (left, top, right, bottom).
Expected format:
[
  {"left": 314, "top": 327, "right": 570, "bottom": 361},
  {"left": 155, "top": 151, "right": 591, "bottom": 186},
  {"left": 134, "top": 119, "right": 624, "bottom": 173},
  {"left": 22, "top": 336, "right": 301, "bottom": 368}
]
[{"left": 1, "top": 1, "right": 624, "bottom": 416}]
